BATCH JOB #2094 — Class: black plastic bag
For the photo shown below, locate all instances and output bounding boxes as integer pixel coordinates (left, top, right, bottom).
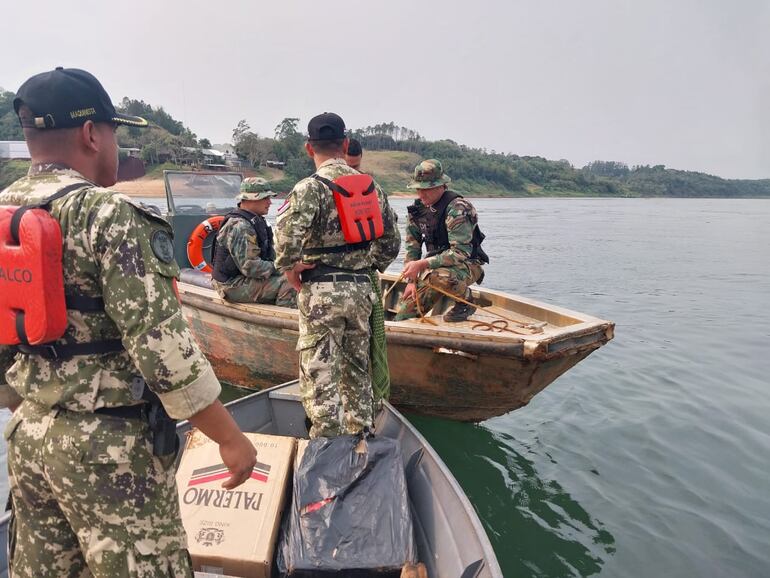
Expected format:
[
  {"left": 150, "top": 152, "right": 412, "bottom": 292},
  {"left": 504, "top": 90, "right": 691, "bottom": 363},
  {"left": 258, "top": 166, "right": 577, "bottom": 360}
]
[{"left": 279, "top": 434, "right": 416, "bottom": 576}]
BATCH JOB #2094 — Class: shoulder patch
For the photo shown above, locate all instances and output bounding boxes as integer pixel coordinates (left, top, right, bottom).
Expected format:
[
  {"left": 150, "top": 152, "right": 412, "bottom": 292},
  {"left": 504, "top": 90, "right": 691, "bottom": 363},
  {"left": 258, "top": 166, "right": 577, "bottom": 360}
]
[{"left": 150, "top": 230, "right": 175, "bottom": 263}]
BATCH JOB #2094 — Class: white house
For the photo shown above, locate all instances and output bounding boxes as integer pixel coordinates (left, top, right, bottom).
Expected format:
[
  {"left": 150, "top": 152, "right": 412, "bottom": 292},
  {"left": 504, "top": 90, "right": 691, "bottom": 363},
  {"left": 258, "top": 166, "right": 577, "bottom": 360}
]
[{"left": 0, "top": 141, "right": 30, "bottom": 160}]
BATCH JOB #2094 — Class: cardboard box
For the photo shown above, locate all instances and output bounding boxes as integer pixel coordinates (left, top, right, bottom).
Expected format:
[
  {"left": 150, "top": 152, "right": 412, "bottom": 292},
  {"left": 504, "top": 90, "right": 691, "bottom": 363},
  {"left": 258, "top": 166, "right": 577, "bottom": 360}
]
[{"left": 177, "top": 431, "right": 296, "bottom": 578}]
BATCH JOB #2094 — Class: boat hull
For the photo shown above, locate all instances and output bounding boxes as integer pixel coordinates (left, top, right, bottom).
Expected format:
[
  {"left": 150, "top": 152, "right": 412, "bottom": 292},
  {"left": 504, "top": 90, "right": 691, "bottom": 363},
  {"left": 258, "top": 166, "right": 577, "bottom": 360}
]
[{"left": 179, "top": 276, "right": 614, "bottom": 422}]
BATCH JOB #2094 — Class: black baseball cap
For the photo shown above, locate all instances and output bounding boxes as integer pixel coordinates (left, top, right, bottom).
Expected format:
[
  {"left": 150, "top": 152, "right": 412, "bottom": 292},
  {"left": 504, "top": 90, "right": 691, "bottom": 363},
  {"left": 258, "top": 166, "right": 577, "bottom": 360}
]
[
  {"left": 307, "top": 112, "right": 346, "bottom": 141},
  {"left": 347, "top": 138, "right": 362, "bottom": 156},
  {"left": 13, "top": 67, "right": 148, "bottom": 130}
]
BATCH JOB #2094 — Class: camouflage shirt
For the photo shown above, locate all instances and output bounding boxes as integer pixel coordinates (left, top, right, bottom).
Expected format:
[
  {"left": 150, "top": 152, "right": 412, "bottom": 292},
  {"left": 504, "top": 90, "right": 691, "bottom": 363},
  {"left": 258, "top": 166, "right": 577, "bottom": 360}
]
[
  {"left": 274, "top": 158, "right": 400, "bottom": 272},
  {"left": 404, "top": 194, "right": 482, "bottom": 269},
  {"left": 214, "top": 217, "right": 275, "bottom": 285},
  {"left": 0, "top": 165, "right": 221, "bottom": 419}
]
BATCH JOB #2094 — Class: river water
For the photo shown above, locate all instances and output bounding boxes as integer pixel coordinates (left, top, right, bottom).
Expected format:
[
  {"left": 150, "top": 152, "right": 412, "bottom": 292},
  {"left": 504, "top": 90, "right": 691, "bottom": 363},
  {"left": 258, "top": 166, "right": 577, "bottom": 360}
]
[{"left": 1, "top": 198, "right": 768, "bottom": 577}]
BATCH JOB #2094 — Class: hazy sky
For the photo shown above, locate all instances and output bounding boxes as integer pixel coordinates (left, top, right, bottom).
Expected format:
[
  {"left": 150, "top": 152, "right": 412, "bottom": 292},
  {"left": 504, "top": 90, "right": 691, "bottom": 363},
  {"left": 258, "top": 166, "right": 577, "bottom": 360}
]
[{"left": 2, "top": 0, "right": 768, "bottom": 179}]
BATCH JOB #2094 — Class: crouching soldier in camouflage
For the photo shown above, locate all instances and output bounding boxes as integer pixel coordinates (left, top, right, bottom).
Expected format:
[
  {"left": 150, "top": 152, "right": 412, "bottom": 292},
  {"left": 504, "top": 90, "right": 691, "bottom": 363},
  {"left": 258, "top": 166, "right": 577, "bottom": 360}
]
[
  {"left": 274, "top": 112, "right": 400, "bottom": 438},
  {"left": 395, "top": 159, "right": 489, "bottom": 322},
  {"left": 0, "top": 67, "right": 257, "bottom": 577},
  {"left": 211, "top": 177, "right": 296, "bottom": 307}
]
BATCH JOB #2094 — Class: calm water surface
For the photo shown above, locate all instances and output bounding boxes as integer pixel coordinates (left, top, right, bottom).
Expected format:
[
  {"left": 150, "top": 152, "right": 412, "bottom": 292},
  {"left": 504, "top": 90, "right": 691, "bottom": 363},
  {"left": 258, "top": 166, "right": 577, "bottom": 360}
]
[{"left": 2, "top": 198, "right": 768, "bottom": 577}]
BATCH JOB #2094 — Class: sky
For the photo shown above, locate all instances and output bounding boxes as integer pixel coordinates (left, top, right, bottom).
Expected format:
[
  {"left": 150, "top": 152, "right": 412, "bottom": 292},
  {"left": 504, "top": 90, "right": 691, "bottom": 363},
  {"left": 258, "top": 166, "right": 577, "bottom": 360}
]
[{"left": 2, "top": 0, "right": 768, "bottom": 179}]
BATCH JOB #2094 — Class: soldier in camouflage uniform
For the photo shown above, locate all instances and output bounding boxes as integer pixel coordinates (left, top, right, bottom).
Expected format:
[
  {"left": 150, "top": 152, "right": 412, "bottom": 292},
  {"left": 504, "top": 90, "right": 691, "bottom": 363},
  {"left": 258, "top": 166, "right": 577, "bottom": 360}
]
[
  {"left": 211, "top": 177, "right": 296, "bottom": 306},
  {"left": 0, "top": 67, "right": 257, "bottom": 578},
  {"left": 395, "top": 159, "right": 489, "bottom": 322},
  {"left": 274, "top": 113, "right": 400, "bottom": 438}
]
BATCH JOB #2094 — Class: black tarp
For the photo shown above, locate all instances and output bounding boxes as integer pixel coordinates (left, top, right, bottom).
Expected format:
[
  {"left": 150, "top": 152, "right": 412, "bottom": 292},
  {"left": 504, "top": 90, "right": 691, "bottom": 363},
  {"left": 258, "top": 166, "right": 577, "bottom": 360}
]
[{"left": 279, "top": 434, "right": 416, "bottom": 576}]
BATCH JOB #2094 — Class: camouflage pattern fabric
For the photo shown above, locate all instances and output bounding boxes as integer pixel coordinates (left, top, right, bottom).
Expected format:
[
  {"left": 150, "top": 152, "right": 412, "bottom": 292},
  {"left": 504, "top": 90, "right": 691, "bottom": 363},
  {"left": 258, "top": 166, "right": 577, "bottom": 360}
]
[
  {"left": 237, "top": 176, "right": 277, "bottom": 201},
  {"left": 395, "top": 195, "right": 485, "bottom": 320},
  {"left": 297, "top": 281, "right": 375, "bottom": 438},
  {"left": 0, "top": 164, "right": 222, "bottom": 576},
  {"left": 6, "top": 402, "right": 193, "bottom": 577},
  {"left": 274, "top": 158, "right": 400, "bottom": 274},
  {"left": 211, "top": 217, "right": 296, "bottom": 306},
  {"left": 0, "top": 165, "right": 222, "bottom": 417},
  {"left": 407, "top": 158, "right": 452, "bottom": 190},
  {"left": 275, "top": 158, "right": 400, "bottom": 437},
  {"left": 394, "top": 262, "right": 484, "bottom": 320}
]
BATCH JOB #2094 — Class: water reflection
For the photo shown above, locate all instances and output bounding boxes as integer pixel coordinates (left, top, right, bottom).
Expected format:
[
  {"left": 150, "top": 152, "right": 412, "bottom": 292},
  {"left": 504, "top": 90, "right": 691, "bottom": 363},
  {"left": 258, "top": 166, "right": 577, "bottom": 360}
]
[{"left": 407, "top": 414, "right": 615, "bottom": 577}]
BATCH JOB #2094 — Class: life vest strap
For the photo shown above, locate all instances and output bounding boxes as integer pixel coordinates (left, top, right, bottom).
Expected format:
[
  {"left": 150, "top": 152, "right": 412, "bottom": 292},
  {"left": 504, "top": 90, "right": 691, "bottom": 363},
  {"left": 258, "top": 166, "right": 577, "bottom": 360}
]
[
  {"left": 10, "top": 183, "right": 88, "bottom": 244},
  {"left": 65, "top": 294, "right": 107, "bottom": 312},
  {"left": 312, "top": 175, "right": 376, "bottom": 197},
  {"left": 16, "top": 338, "right": 125, "bottom": 360}
]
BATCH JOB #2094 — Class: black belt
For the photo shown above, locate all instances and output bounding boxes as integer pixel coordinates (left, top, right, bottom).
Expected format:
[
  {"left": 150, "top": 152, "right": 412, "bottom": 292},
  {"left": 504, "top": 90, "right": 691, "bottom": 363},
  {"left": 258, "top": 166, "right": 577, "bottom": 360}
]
[
  {"left": 93, "top": 404, "right": 147, "bottom": 420},
  {"left": 300, "top": 264, "right": 370, "bottom": 284},
  {"left": 304, "top": 273, "right": 370, "bottom": 284}
]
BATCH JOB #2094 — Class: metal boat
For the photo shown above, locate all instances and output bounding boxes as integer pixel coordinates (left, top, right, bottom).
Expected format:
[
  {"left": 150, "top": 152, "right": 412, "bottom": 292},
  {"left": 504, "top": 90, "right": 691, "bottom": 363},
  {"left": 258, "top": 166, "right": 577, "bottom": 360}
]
[{"left": 0, "top": 381, "right": 503, "bottom": 577}]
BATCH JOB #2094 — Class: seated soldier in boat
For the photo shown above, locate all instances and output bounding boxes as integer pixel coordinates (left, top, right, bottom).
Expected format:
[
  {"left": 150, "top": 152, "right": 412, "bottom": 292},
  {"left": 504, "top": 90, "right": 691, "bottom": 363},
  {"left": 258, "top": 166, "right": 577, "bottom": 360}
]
[
  {"left": 211, "top": 177, "right": 297, "bottom": 306},
  {"left": 395, "top": 159, "right": 489, "bottom": 322}
]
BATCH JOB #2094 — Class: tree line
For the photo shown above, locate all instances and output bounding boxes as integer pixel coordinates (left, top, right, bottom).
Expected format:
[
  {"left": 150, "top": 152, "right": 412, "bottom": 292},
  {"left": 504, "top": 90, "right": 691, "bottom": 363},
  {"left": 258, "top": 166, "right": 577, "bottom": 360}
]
[{"left": 2, "top": 88, "right": 768, "bottom": 198}]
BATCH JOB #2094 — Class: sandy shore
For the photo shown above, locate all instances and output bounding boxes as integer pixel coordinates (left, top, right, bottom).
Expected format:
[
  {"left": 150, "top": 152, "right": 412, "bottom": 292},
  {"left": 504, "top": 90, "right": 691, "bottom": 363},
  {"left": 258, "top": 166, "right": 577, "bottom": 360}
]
[{"left": 113, "top": 178, "right": 166, "bottom": 197}]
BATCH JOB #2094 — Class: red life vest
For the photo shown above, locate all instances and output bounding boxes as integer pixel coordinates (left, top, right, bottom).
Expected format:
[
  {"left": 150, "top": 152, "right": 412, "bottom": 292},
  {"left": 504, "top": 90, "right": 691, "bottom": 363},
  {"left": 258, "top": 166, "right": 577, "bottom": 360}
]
[
  {"left": 0, "top": 201, "right": 69, "bottom": 345},
  {"left": 0, "top": 183, "right": 124, "bottom": 359},
  {"left": 313, "top": 174, "right": 384, "bottom": 245}
]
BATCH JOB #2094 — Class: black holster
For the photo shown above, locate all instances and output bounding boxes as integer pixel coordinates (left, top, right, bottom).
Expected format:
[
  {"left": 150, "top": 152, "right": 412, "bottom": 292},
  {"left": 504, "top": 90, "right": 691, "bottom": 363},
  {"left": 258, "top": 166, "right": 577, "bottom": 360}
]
[{"left": 141, "top": 387, "right": 179, "bottom": 457}]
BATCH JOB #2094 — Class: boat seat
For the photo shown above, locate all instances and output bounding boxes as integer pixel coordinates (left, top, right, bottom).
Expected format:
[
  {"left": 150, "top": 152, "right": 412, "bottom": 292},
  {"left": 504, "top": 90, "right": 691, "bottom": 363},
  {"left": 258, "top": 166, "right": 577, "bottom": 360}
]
[{"left": 180, "top": 268, "right": 213, "bottom": 289}]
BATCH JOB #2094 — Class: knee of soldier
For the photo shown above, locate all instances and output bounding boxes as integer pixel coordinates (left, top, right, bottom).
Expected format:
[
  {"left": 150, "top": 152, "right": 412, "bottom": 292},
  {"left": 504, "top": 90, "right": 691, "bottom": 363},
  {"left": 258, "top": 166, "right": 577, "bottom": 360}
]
[{"left": 428, "top": 268, "right": 460, "bottom": 291}]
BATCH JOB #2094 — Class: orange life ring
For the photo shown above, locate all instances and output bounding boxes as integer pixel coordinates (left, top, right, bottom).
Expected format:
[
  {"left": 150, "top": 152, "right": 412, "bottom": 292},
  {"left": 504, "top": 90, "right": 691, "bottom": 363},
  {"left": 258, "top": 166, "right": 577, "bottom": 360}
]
[{"left": 186, "top": 216, "right": 224, "bottom": 273}]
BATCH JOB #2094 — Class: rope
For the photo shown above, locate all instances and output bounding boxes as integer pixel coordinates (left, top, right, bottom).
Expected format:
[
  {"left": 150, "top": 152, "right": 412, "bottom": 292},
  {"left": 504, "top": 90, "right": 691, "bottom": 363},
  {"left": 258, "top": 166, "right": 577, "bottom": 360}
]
[{"left": 422, "top": 280, "right": 545, "bottom": 334}]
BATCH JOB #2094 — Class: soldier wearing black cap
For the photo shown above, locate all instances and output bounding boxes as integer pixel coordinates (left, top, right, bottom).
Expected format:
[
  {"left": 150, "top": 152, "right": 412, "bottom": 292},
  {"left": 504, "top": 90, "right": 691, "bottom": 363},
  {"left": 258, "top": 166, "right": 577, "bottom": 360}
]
[
  {"left": 274, "top": 112, "right": 400, "bottom": 438},
  {"left": 345, "top": 137, "right": 363, "bottom": 171},
  {"left": 0, "top": 68, "right": 257, "bottom": 577}
]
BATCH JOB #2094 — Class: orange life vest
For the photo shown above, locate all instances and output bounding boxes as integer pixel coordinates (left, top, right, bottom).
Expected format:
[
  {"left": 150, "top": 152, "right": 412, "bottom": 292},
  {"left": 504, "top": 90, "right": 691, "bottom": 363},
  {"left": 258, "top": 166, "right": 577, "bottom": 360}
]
[
  {"left": 313, "top": 174, "right": 384, "bottom": 245},
  {"left": 0, "top": 183, "right": 124, "bottom": 358},
  {"left": 0, "top": 187, "right": 76, "bottom": 345}
]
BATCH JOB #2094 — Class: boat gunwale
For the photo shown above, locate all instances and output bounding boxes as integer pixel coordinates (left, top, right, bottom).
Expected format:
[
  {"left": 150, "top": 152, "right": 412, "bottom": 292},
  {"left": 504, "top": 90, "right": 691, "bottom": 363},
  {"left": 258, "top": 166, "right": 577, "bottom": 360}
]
[{"left": 178, "top": 282, "right": 614, "bottom": 359}]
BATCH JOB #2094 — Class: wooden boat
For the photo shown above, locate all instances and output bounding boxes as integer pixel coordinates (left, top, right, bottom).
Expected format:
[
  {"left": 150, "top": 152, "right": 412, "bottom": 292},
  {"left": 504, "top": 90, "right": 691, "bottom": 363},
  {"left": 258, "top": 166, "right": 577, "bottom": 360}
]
[
  {"left": 145, "top": 170, "right": 615, "bottom": 421},
  {"left": 0, "top": 381, "right": 503, "bottom": 578},
  {"left": 179, "top": 269, "right": 614, "bottom": 421}
]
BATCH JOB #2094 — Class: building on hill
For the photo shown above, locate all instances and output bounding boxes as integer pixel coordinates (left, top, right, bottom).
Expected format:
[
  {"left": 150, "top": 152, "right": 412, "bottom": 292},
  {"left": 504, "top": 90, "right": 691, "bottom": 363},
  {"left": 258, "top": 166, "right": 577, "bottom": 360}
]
[{"left": 0, "top": 141, "right": 30, "bottom": 160}]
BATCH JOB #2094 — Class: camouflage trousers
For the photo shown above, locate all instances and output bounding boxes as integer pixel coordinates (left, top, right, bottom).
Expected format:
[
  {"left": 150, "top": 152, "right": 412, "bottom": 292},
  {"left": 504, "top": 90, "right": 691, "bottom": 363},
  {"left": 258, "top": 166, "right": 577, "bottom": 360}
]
[
  {"left": 5, "top": 401, "right": 192, "bottom": 578},
  {"left": 297, "top": 280, "right": 374, "bottom": 438},
  {"left": 394, "top": 261, "right": 484, "bottom": 321},
  {"left": 214, "top": 273, "right": 297, "bottom": 307}
]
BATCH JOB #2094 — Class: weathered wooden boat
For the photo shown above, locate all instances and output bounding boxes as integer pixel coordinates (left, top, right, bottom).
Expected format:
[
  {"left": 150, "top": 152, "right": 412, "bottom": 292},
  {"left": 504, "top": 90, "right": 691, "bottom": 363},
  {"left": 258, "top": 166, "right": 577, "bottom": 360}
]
[
  {"left": 0, "top": 381, "right": 503, "bottom": 578},
  {"left": 131, "top": 170, "right": 614, "bottom": 421},
  {"left": 178, "top": 270, "right": 614, "bottom": 422}
]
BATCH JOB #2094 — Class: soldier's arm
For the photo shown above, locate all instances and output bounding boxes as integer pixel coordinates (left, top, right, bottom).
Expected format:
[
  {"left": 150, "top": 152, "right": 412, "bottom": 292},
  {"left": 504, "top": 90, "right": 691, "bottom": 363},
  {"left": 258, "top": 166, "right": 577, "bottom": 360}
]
[
  {"left": 426, "top": 200, "right": 474, "bottom": 270},
  {"left": 403, "top": 215, "right": 423, "bottom": 263},
  {"left": 0, "top": 346, "right": 23, "bottom": 410},
  {"left": 226, "top": 221, "right": 275, "bottom": 280},
  {"left": 274, "top": 180, "right": 320, "bottom": 272},
  {"left": 369, "top": 185, "right": 401, "bottom": 272},
  {"left": 90, "top": 196, "right": 221, "bottom": 420}
]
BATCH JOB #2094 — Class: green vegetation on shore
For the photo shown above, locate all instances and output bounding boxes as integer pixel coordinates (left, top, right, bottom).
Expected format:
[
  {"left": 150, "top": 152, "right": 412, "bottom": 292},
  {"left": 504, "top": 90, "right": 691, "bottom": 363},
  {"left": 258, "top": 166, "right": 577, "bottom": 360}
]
[{"left": 2, "top": 88, "right": 768, "bottom": 197}]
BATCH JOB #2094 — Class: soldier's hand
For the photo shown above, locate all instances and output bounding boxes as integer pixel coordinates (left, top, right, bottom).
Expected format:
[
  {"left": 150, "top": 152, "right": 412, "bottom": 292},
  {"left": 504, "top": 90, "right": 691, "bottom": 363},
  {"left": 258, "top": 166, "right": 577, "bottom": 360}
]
[
  {"left": 402, "top": 282, "right": 417, "bottom": 302},
  {"left": 402, "top": 259, "right": 428, "bottom": 282},
  {"left": 285, "top": 262, "right": 316, "bottom": 291},
  {"left": 218, "top": 432, "right": 257, "bottom": 490}
]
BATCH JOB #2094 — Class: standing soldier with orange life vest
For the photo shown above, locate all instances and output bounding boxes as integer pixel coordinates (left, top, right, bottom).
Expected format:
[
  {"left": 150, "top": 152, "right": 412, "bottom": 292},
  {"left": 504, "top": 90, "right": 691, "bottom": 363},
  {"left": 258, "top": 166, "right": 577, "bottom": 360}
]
[
  {"left": 274, "top": 112, "right": 400, "bottom": 438},
  {"left": 0, "top": 67, "right": 257, "bottom": 577},
  {"left": 210, "top": 177, "right": 296, "bottom": 307}
]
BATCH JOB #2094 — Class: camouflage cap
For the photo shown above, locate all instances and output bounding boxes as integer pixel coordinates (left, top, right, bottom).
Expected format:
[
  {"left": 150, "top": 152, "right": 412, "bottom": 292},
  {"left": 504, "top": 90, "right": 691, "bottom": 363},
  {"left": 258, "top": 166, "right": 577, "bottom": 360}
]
[
  {"left": 238, "top": 177, "right": 277, "bottom": 201},
  {"left": 407, "top": 159, "right": 451, "bottom": 189}
]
